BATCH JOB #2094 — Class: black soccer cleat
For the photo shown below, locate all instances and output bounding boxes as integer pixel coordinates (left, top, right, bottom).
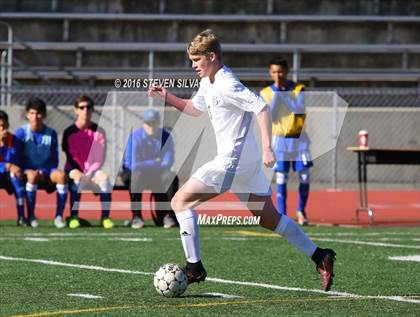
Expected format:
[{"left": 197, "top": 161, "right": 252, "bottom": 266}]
[
  {"left": 17, "top": 217, "right": 27, "bottom": 227},
  {"left": 315, "top": 248, "right": 336, "bottom": 292},
  {"left": 184, "top": 261, "right": 207, "bottom": 284}
]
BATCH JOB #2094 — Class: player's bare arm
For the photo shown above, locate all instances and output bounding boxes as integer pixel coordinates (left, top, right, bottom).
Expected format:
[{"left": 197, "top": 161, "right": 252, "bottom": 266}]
[
  {"left": 256, "top": 105, "right": 276, "bottom": 167},
  {"left": 148, "top": 86, "right": 203, "bottom": 117}
]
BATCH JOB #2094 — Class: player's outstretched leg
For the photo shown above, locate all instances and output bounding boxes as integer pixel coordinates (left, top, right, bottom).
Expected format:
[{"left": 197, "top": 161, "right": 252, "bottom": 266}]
[
  {"left": 171, "top": 178, "right": 219, "bottom": 284},
  {"left": 247, "top": 194, "right": 336, "bottom": 291}
]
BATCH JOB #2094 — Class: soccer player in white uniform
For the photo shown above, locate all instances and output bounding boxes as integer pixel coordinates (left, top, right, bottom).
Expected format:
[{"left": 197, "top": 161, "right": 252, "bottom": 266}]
[{"left": 149, "top": 29, "right": 336, "bottom": 291}]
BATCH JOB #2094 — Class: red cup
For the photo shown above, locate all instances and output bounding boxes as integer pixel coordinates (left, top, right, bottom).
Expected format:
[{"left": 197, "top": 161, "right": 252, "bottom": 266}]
[{"left": 358, "top": 130, "right": 368, "bottom": 148}]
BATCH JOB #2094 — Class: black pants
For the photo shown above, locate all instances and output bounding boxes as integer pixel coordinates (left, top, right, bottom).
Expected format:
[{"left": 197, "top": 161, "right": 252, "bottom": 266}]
[{"left": 120, "top": 169, "right": 178, "bottom": 226}]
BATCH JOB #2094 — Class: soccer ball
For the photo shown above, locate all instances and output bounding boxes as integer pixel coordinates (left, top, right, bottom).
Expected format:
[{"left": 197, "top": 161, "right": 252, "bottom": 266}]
[{"left": 153, "top": 263, "right": 188, "bottom": 297}]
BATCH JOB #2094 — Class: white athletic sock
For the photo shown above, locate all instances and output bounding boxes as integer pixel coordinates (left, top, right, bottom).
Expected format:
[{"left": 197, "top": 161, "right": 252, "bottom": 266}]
[
  {"left": 26, "top": 182, "right": 37, "bottom": 192},
  {"left": 176, "top": 209, "right": 201, "bottom": 263},
  {"left": 99, "top": 180, "right": 111, "bottom": 193},
  {"left": 275, "top": 215, "right": 317, "bottom": 257},
  {"left": 56, "top": 184, "right": 68, "bottom": 194}
]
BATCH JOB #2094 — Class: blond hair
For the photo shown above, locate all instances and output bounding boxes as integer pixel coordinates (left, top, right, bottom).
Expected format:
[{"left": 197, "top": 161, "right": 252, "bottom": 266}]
[{"left": 187, "top": 29, "right": 222, "bottom": 61}]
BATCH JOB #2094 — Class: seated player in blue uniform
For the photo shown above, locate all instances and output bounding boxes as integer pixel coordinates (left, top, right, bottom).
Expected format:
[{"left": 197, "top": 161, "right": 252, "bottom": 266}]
[
  {"left": 0, "top": 110, "right": 26, "bottom": 226},
  {"left": 121, "top": 109, "right": 178, "bottom": 229},
  {"left": 260, "top": 57, "right": 313, "bottom": 225},
  {"left": 15, "top": 98, "right": 68, "bottom": 228}
]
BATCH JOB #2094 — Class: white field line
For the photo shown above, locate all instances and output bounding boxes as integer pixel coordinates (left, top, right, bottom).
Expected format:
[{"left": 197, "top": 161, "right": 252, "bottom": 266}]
[
  {"left": 308, "top": 232, "right": 420, "bottom": 237},
  {"left": 0, "top": 237, "right": 153, "bottom": 242},
  {"left": 389, "top": 255, "right": 420, "bottom": 263},
  {"left": 24, "top": 238, "right": 50, "bottom": 242},
  {"left": 0, "top": 232, "right": 150, "bottom": 237},
  {"left": 223, "top": 231, "right": 420, "bottom": 238},
  {"left": 313, "top": 238, "right": 420, "bottom": 249},
  {"left": 67, "top": 293, "right": 103, "bottom": 299},
  {"left": 340, "top": 238, "right": 420, "bottom": 242},
  {"left": 112, "top": 238, "right": 152, "bottom": 242},
  {"left": 375, "top": 238, "right": 420, "bottom": 242},
  {"left": 2, "top": 236, "right": 419, "bottom": 245},
  {"left": 0, "top": 256, "right": 154, "bottom": 276},
  {"left": 1, "top": 233, "right": 420, "bottom": 245},
  {"left": 0, "top": 255, "right": 419, "bottom": 305},
  {"left": 1, "top": 231, "right": 419, "bottom": 238},
  {"left": 207, "top": 277, "right": 420, "bottom": 304},
  {"left": 203, "top": 292, "right": 243, "bottom": 299}
]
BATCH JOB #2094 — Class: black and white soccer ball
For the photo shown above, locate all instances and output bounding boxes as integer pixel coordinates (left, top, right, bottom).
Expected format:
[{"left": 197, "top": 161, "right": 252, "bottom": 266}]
[{"left": 154, "top": 263, "right": 188, "bottom": 297}]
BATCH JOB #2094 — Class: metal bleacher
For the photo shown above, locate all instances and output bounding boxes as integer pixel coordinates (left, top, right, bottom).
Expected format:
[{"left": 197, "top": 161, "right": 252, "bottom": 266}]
[
  {"left": 4, "top": 42, "right": 420, "bottom": 83},
  {"left": 0, "top": 11, "right": 420, "bottom": 86}
]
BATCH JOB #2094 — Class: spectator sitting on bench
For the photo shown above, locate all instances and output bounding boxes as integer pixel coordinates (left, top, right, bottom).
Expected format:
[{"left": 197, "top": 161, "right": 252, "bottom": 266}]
[
  {"left": 15, "top": 98, "right": 68, "bottom": 228},
  {"left": 121, "top": 108, "right": 178, "bottom": 229},
  {"left": 0, "top": 110, "right": 26, "bottom": 226},
  {"left": 62, "top": 95, "right": 114, "bottom": 229}
]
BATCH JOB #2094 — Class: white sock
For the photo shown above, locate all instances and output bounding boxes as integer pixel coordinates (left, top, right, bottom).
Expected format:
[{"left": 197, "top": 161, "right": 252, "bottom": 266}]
[
  {"left": 26, "top": 183, "right": 37, "bottom": 192},
  {"left": 56, "top": 184, "right": 68, "bottom": 194},
  {"left": 99, "top": 181, "right": 111, "bottom": 193},
  {"left": 275, "top": 215, "right": 317, "bottom": 257},
  {"left": 176, "top": 209, "right": 201, "bottom": 263}
]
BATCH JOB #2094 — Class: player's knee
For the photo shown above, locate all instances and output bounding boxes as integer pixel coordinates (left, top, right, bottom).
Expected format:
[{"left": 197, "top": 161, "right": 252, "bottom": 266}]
[
  {"left": 10, "top": 165, "right": 22, "bottom": 178},
  {"left": 95, "top": 171, "right": 109, "bottom": 183},
  {"left": 53, "top": 170, "right": 67, "bottom": 184},
  {"left": 26, "top": 170, "right": 39, "bottom": 183},
  {"left": 298, "top": 170, "right": 310, "bottom": 184},
  {"left": 275, "top": 172, "right": 288, "bottom": 185},
  {"left": 170, "top": 195, "right": 186, "bottom": 213},
  {"left": 15, "top": 170, "right": 22, "bottom": 179},
  {"left": 170, "top": 196, "right": 181, "bottom": 213},
  {"left": 69, "top": 169, "right": 82, "bottom": 182}
]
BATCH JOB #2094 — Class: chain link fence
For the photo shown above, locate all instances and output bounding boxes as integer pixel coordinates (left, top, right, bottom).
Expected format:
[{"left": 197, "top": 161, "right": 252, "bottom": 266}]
[{"left": 1, "top": 86, "right": 419, "bottom": 189}]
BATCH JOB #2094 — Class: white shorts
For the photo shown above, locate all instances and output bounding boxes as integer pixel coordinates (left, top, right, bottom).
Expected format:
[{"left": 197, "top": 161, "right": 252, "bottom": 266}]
[{"left": 192, "top": 158, "right": 271, "bottom": 196}]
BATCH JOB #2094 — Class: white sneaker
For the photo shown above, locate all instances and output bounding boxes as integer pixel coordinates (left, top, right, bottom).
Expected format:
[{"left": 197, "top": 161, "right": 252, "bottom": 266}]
[
  {"left": 131, "top": 217, "right": 144, "bottom": 229},
  {"left": 54, "top": 216, "right": 66, "bottom": 229},
  {"left": 296, "top": 211, "right": 308, "bottom": 226},
  {"left": 29, "top": 219, "right": 39, "bottom": 228},
  {"left": 163, "top": 214, "right": 177, "bottom": 229}
]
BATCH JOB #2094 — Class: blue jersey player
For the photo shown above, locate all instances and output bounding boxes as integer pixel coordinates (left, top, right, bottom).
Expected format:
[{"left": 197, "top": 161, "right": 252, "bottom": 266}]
[
  {"left": 0, "top": 110, "right": 26, "bottom": 226},
  {"left": 15, "top": 98, "right": 68, "bottom": 228},
  {"left": 260, "top": 57, "right": 312, "bottom": 225}
]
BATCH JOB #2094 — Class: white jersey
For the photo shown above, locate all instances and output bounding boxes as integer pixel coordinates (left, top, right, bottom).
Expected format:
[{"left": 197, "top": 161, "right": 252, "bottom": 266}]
[{"left": 192, "top": 66, "right": 267, "bottom": 166}]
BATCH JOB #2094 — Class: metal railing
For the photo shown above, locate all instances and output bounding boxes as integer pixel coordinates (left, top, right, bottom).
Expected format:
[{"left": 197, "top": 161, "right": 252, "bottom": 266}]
[
  {"left": 1, "top": 41, "right": 419, "bottom": 84},
  {"left": 1, "top": 12, "right": 420, "bottom": 22},
  {"left": 0, "top": 21, "right": 12, "bottom": 106}
]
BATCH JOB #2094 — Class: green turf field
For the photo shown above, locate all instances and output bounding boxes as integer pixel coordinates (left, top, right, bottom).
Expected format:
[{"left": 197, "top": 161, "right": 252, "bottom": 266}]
[{"left": 1, "top": 221, "right": 419, "bottom": 317}]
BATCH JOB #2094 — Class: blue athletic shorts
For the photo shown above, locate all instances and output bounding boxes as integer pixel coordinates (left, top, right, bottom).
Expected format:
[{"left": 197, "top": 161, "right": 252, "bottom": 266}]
[{"left": 273, "top": 152, "right": 313, "bottom": 172}]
